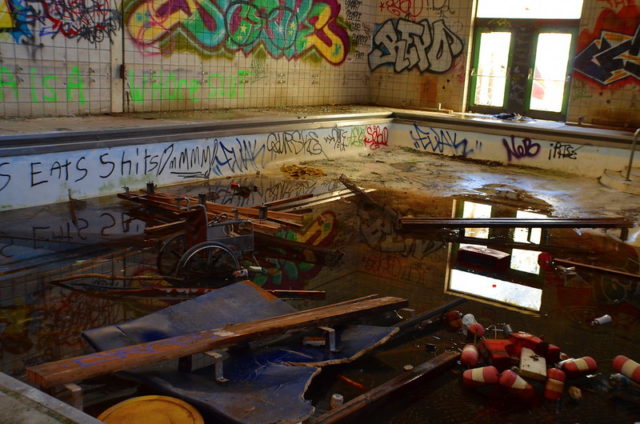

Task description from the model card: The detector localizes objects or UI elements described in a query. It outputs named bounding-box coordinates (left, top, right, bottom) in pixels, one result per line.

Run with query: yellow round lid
left=98, top=395, right=204, bottom=424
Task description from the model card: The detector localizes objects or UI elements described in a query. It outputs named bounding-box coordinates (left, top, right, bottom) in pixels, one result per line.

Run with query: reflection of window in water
left=461, top=202, right=491, bottom=245
left=510, top=210, right=545, bottom=274
left=449, top=268, right=542, bottom=311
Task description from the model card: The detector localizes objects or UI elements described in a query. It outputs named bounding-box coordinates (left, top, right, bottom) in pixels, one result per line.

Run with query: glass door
left=528, top=32, right=574, bottom=114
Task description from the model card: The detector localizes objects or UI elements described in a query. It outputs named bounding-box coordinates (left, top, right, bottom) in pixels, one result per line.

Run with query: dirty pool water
left=0, top=174, right=639, bottom=424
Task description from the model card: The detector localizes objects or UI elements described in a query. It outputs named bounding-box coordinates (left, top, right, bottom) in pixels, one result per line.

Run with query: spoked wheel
left=176, top=242, right=241, bottom=286
left=156, top=234, right=187, bottom=276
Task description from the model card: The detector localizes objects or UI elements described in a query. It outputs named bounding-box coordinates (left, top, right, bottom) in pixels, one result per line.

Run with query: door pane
left=529, top=33, right=572, bottom=113
left=474, top=32, right=511, bottom=107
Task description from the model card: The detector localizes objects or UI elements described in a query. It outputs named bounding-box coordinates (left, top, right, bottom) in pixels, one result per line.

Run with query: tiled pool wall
left=0, top=119, right=632, bottom=210
left=0, top=1, right=637, bottom=129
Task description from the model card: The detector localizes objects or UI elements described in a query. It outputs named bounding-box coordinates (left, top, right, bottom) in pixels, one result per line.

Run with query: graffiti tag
left=502, top=135, right=541, bottom=161
left=368, top=18, right=463, bottom=73
left=410, top=124, right=474, bottom=157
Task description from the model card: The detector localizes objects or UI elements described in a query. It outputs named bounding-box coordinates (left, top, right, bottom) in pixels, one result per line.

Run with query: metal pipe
left=625, top=128, right=640, bottom=181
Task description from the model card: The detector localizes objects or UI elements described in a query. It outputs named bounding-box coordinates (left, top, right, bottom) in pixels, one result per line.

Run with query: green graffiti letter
left=188, top=79, right=201, bottom=102
left=207, top=73, right=220, bottom=98
left=30, top=68, right=39, bottom=103
left=128, top=69, right=145, bottom=102
left=237, top=70, right=250, bottom=98
left=66, top=66, right=86, bottom=104
left=43, top=76, right=58, bottom=102
left=0, top=67, right=18, bottom=101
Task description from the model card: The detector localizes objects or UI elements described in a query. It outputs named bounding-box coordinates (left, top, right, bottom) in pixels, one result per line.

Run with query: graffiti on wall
left=0, top=124, right=387, bottom=209
left=126, top=69, right=250, bottom=103
left=409, top=124, right=477, bottom=157
left=368, top=18, right=463, bottom=72
left=0, top=0, right=120, bottom=46
left=502, top=135, right=541, bottom=162
left=124, top=0, right=350, bottom=64
left=345, top=0, right=369, bottom=60
left=574, top=6, right=639, bottom=86
left=0, top=66, right=86, bottom=103
left=378, top=0, right=454, bottom=20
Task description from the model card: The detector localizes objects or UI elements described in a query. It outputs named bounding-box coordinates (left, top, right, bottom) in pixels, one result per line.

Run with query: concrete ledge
left=0, top=373, right=101, bottom=424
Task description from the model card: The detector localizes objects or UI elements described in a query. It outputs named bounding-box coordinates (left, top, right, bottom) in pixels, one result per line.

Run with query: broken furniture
left=26, top=281, right=407, bottom=424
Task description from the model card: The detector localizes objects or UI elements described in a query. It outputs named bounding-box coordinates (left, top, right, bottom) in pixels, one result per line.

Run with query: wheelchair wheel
left=176, top=242, right=240, bottom=286
left=156, top=234, right=186, bottom=276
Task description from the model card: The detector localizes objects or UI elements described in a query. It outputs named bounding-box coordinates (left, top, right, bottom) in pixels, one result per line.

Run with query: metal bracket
left=258, top=205, right=268, bottom=220
left=319, top=326, right=339, bottom=353
left=63, top=383, right=83, bottom=411
left=205, top=351, right=229, bottom=383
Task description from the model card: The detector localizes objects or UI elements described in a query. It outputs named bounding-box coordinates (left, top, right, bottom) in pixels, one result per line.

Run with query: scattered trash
left=499, top=369, right=535, bottom=399
left=462, top=366, right=499, bottom=388
left=338, top=375, right=367, bottom=391
left=461, top=313, right=478, bottom=336
left=480, top=339, right=512, bottom=371
left=561, top=357, right=598, bottom=379
left=443, top=310, right=463, bottom=331
left=612, top=355, right=640, bottom=383
left=591, top=314, right=613, bottom=326
left=461, top=344, right=479, bottom=367
left=403, top=364, right=414, bottom=371
left=544, top=368, right=566, bottom=401
left=330, top=393, right=344, bottom=409
left=519, top=347, right=547, bottom=381
left=281, top=164, right=326, bottom=178
left=568, top=385, right=582, bottom=400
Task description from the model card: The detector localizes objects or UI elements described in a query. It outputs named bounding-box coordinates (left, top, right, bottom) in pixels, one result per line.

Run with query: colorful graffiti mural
left=124, top=0, right=350, bottom=64
left=1, top=0, right=120, bottom=46
left=368, top=18, right=463, bottom=73
left=254, top=211, right=338, bottom=289
left=574, top=5, right=639, bottom=86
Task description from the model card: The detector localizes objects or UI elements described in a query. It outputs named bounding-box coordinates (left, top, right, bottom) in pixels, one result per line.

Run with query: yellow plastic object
left=98, top=395, right=204, bottom=424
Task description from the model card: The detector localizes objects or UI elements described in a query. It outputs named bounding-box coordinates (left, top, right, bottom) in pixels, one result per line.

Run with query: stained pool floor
left=1, top=150, right=639, bottom=423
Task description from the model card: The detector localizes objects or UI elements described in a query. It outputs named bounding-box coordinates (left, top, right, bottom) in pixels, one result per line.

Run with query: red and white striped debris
left=461, top=344, right=480, bottom=367
left=544, top=368, right=566, bottom=401
left=561, top=356, right=598, bottom=379
left=462, top=366, right=499, bottom=388
left=499, top=370, right=535, bottom=399
left=612, top=355, right=640, bottom=383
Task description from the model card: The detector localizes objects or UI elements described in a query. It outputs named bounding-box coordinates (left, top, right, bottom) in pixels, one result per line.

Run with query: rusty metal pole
left=625, top=128, right=640, bottom=181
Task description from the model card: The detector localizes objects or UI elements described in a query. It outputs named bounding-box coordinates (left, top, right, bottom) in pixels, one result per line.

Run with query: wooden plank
left=554, top=258, right=640, bottom=280
left=400, top=217, right=633, bottom=229
left=26, top=295, right=407, bottom=389
left=310, top=351, right=459, bottom=424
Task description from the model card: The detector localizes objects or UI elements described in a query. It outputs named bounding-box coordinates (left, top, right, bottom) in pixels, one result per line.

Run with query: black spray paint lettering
left=266, top=131, right=324, bottom=158
left=323, top=128, right=348, bottom=152
left=410, top=124, right=475, bottom=157
left=0, top=162, right=10, bottom=192
left=368, top=18, right=463, bottom=73
left=502, top=135, right=541, bottom=161
left=549, top=142, right=581, bottom=160
left=210, top=138, right=266, bottom=177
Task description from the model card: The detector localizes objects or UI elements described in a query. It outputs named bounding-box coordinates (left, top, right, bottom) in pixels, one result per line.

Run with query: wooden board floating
left=27, top=295, right=408, bottom=389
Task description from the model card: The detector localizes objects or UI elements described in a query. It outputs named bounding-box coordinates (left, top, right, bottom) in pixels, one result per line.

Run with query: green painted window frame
left=524, top=26, right=579, bottom=120
left=467, top=19, right=580, bottom=121
left=467, top=25, right=514, bottom=113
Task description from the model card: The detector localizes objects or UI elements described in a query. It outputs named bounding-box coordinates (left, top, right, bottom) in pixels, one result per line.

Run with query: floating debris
left=281, top=164, right=326, bottom=178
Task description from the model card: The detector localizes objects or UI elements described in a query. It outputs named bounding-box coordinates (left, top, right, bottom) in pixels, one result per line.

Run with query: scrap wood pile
left=118, top=186, right=305, bottom=236
left=445, top=310, right=640, bottom=404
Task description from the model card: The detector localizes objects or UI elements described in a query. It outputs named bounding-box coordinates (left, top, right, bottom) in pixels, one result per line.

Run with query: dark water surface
left=0, top=175, right=638, bottom=423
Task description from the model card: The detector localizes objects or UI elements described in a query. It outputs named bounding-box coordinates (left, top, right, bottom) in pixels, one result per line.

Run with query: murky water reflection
left=1, top=175, right=638, bottom=423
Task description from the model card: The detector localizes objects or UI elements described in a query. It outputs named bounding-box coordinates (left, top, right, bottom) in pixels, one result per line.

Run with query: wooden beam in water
left=26, top=295, right=407, bottom=389
left=310, top=351, right=459, bottom=424
left=399, top=217, right=633, bottom=230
